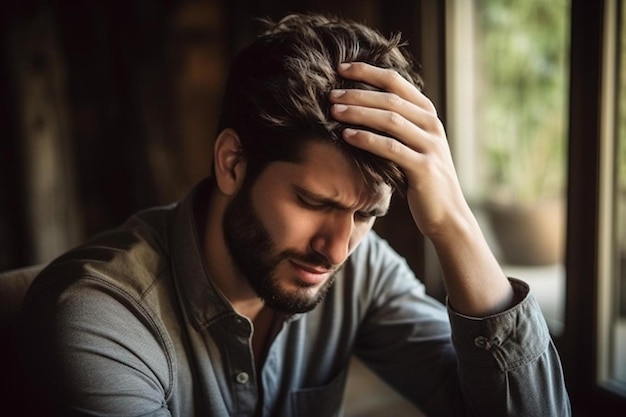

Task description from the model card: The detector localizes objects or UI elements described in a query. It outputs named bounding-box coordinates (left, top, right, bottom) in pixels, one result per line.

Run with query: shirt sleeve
left=352, top=232, right=571, bottom=417
left=19, top=273, right=174, bottom=417
left=448, top=278, right=571, bottom=416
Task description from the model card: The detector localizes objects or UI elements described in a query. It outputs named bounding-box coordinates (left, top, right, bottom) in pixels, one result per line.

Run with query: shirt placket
left=224, top=314, right=258, bottom=416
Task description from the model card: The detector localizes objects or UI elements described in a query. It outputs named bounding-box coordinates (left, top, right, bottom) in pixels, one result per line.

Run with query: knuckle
left=385, top=138, right=403, bottom=155
left=384, top=93, right=403, bottom=109
left=384, top=69, right=402, bottom=84
left=388, top=112, right=405, bottom=128
left=423, top=97, right=437, bottom=114
left=423, top=112, right=443, bottom=131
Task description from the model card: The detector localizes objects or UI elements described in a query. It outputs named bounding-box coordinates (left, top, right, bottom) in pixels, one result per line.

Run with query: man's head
left=211, top=13, right=420, bottom=314
left=215, top=12, right=422, bottom=190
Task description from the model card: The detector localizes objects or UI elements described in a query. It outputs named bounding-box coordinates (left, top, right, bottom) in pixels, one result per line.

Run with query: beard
left=222, top=183, right=339, bottom=314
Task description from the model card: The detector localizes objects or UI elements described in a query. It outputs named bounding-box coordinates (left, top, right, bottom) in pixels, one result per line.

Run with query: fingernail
left=339, top=63, right=352, bottom=71
left=343, top=128, right=357, bottom=137
left=333, top=104, right=348, bottom=112
left=330, top=89, right=346, bottom=98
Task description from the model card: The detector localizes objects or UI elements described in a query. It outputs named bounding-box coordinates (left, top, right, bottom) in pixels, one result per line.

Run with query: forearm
left=429, top=207, right=515, bottom=317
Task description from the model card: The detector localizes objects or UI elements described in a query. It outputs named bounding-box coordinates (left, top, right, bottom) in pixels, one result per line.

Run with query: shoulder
left=19, top=205, right=179, bottom=404
left=21, top=204, right=180, bottom=354
left=30, top=204, right=176, bottom=300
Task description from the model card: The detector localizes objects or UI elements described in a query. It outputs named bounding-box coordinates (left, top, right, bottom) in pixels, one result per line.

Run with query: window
left=446, top=0, right=570, bottom=336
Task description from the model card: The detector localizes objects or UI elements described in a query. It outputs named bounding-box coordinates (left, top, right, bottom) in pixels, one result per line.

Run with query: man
left=19, top=13, right=570, bottom=416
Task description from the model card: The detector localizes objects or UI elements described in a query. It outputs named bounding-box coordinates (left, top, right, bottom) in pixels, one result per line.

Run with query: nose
left=310, top=212, right=354, bottom=267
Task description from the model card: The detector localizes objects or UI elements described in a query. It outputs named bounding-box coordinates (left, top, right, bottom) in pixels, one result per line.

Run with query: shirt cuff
left=446, top=278, right=551, bottom=371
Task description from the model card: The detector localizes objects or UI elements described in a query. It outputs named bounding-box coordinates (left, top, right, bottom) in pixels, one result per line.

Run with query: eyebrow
left=293, top=185, right=389, bottom=217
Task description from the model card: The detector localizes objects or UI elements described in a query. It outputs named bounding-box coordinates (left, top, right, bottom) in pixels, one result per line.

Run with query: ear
left=213, top=128, right=247, bottom=195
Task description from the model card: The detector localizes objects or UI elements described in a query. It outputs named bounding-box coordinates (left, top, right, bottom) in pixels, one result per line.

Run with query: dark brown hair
left=216, top=13, right=423, bottom=192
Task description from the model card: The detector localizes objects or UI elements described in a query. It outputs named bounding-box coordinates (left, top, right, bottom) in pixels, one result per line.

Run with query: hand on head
left=329, top=62, right=471, bottom=241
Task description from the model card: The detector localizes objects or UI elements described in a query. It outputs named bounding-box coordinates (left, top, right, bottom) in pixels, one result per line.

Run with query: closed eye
left=355, top=211, right=375, bottom=222
left=296, top=187, right=387, bottom=222
left=298, top=196, right=331, bottom=211
left=300, top=196, right=374, bottom=223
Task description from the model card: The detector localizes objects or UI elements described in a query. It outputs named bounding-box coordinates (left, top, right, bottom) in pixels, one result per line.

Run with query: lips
left=288, top=260, right=331, bottom=286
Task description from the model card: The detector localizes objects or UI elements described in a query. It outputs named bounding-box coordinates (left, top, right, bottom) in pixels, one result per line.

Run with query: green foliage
left=477, top=0, right=570, bottom=203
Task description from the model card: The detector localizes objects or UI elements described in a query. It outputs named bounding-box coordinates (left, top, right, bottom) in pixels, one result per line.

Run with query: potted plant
left=482, top=109, right=566, bottom=266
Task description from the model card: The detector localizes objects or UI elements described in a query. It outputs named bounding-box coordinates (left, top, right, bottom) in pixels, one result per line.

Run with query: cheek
left=255, top=197, right=318, bottom=249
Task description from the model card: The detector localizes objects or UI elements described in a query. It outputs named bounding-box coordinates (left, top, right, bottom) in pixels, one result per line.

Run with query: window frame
left=564, top=0, right=626, bottom=412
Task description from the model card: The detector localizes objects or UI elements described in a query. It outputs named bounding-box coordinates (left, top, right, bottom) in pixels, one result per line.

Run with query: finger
left=329, top=89, right=435, bottom=132
left=341, top=127, right=425, bottom=171
left=338, top=62, right=436, bottom=115
left=330, top=103, right=441, bottom=153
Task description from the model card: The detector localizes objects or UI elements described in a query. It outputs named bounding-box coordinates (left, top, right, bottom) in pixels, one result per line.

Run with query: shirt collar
left=169, top=178, right=237, bottom=330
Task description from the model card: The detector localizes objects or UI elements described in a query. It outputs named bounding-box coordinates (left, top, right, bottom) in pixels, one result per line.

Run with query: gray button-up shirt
left=21, top=180, right=570, bottom=416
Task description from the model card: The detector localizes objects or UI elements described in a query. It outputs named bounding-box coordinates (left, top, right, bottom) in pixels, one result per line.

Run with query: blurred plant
left=477, top=0, right=569, bottom=204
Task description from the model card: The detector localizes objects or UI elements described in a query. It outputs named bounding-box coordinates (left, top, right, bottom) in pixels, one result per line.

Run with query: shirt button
left=236, top=372, right=249, bottom=384
left=474, top=336, right=489, bottom=349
